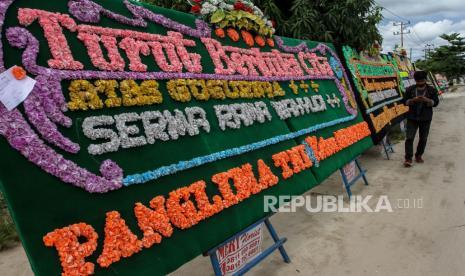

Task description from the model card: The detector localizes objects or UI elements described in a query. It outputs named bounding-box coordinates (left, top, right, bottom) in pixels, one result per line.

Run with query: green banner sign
left=390, top=52, right=416, bottom=90
left=0, top=1, right=372, bottom=275
left=342, top=46, right=408, bottom=143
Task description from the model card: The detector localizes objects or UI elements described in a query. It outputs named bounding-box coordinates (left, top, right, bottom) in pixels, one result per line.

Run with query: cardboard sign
left=342, top=160, right=357, bottom=183
left=216, top=224, right=263, bottom=275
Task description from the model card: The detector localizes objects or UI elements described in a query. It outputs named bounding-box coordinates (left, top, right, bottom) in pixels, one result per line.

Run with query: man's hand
left=406, top=97, right=432, bottom=106
left=406, top=97, right=421, bottom=105
left=419, top=96, right=434, bottom=106
left=416, top=96, right=428, bottom=102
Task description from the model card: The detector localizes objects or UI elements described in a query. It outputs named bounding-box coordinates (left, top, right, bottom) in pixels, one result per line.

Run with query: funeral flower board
left=342, top=46, right=408, bottom=144
left=0, top=0, right=372, bottom=275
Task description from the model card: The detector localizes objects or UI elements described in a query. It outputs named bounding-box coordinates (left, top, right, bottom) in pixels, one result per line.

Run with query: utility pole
left=393, top=21, right=411, bottom=48
left=424, top=44, right=434, bottom=59
left=409, top=48, right=412, bottom=60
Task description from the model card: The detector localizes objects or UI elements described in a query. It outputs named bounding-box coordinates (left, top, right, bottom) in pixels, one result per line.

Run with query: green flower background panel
left=0, top=0, right=373, bottom=275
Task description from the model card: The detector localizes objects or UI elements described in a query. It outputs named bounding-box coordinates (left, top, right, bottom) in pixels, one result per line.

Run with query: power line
left=375, top=1, right=433, bottom=46
left=411, top=29, right=433, bottom=44
left=374, top=0, right=433, bottom=61
left=412, top=30, right=425, bottom=43
left=374, top=1, right=413, bottom=48
left=407, top=33, right=425, bottom=47
left=381, top=15, right=403, bottom=23
left=377, top=24, right=393, bottom=31
left=374, top=1, right=410, bottom=21
left=393, top=21, right=411, bottom=47
left=401, top=34, right=426, bottom=61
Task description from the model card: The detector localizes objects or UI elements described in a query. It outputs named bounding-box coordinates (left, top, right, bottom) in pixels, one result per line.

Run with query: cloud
left=377, top=0, right=465, bottom=20
left=378, top=20, right=465, bottom=61
left=412, top=20, right=465, bottom=41
left=375, top=0, right=465, bottom=60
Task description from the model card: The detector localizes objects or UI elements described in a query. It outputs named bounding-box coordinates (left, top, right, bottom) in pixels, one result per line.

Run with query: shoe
left=415, top=156, right=424, bottom=163
left=404, top=159, right=413, bottom=167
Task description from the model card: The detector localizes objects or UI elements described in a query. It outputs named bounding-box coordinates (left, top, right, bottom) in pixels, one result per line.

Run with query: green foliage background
left=415, top=33, right=465, bottom=82
left=140, top=0, right=384, bottom=50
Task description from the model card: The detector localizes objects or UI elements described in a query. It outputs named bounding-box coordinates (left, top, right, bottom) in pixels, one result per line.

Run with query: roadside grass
left=0, top=192, right=19, bottom=250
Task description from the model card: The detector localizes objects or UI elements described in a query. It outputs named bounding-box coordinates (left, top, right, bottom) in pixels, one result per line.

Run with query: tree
left=138, top=0, right=383, bottom=49
left=138, top=0, right=191, bottom=12
left=275, top=0, right=383, bottom=49
left=416, top=33, right=465, bottom=82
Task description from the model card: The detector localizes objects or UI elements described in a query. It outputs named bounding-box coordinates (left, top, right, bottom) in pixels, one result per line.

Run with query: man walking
left=403, top=71, right=439, bottom=167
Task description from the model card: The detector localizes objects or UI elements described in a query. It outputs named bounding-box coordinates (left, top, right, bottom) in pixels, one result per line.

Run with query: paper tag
left=342, top=161, right=357, bottom=183
left=0, top=66, right=36, bottom=111
left=216, top=223, right=263, bottom=275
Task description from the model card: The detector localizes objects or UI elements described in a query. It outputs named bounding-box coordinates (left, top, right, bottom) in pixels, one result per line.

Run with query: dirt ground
left=1, top=87, right=465, bottom=276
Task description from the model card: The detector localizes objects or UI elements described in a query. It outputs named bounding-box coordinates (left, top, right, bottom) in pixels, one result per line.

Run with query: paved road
left=2, top=87, right=465, bottom=276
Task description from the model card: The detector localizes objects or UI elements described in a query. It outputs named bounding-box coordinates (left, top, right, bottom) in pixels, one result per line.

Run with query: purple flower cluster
left=0, top=0, right=14, bottom=71
left=23, top=87, right=79, bottom=153
left=68, top=0, right=211, bottom=38
left=34, top=75, right=72, bottom=126
left=274, top=36, right=310, bottom=53
left=3, top=26, right=123, bottom=193
left=0, top=104, right=122, bottom=193
left=100, top=159, right=124, bottom=187
left=68, top=0, right=146, bottom=26
left=7, top=27, right=79, bottom=152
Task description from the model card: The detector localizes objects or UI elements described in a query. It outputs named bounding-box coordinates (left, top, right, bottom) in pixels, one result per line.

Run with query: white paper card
left=0, top=67, right=36, bottom=111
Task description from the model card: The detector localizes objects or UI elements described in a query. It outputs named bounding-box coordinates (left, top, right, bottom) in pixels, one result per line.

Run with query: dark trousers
left=404, top=119, right=431, bottom=160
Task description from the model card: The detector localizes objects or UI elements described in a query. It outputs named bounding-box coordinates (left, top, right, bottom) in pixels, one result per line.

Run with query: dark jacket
left=402, top=85, right=439, bottom=121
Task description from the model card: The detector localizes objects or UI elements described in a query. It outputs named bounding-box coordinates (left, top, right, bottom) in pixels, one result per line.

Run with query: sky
left=376, top=0, right=465, bottom=61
